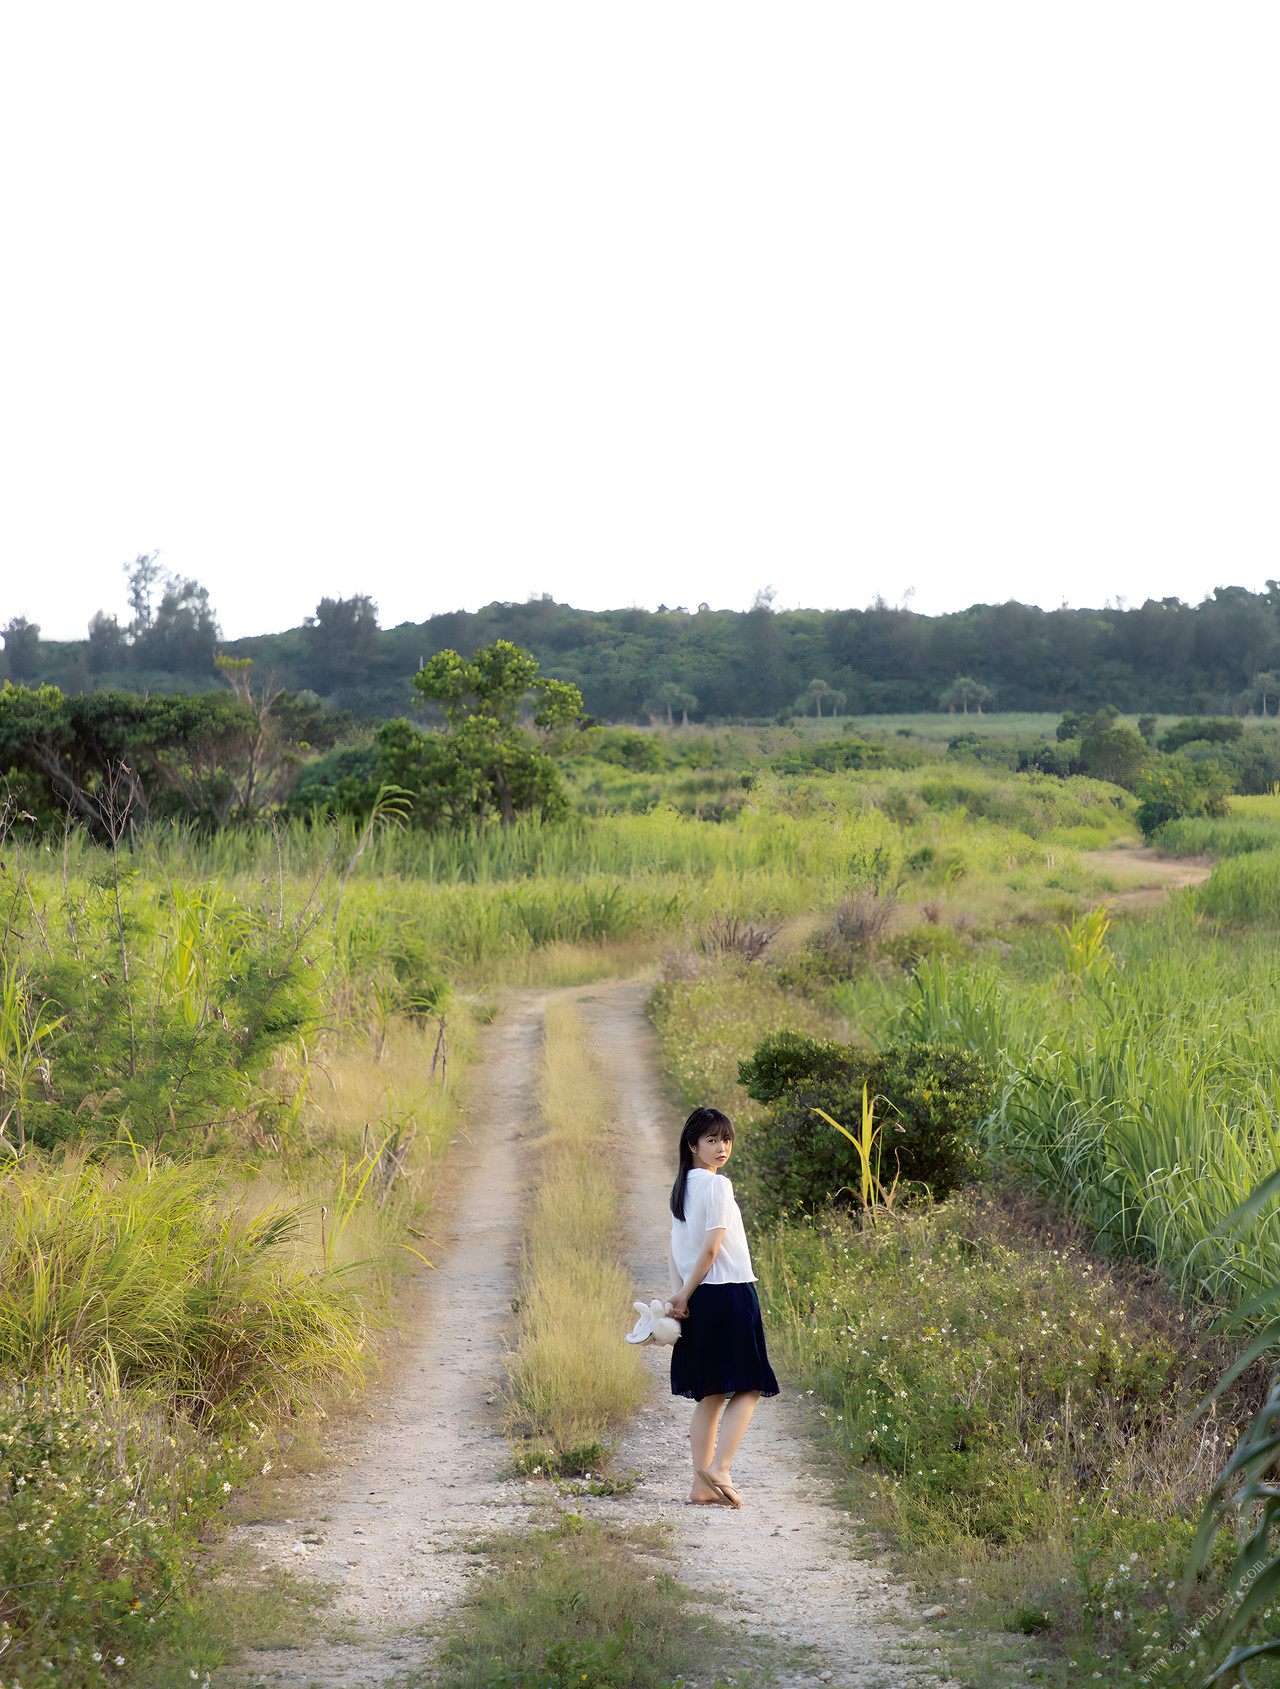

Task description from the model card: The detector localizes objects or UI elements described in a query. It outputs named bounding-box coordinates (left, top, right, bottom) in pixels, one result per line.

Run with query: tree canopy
left=0, top=680, right=339, bottom=835
left=292, top=641, right=587, bottom=828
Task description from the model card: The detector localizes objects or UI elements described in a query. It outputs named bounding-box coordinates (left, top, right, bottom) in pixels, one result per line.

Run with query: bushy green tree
left=302, top=594, right=380, bottom=692
left=1056, top=705, right=1117, bottom=743
left=141, top=576, right=220, bottom=672
left=337, top=640, right=587, bottom=828
left=1134, top=758, right=1232, bottom=838
left=735, top=1031, right=995, bottom=1217
left=2, top=617, right=41, bottom=681
left=939, top=675, right=993, bottom=714
left=1158, top=716, right=1244, bottom=754
left=1077, top=722, right=1148, bottom=788
left=0, top=682, right=334, bottom=835
left=1182, top=726, right=1280, bottom=795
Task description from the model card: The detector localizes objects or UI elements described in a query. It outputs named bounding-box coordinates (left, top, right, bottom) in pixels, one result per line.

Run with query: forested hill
left=6, top=582, right=1280, bottom=720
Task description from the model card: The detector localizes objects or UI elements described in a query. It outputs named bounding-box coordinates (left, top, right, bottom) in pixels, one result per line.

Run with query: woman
left=668, top=1105, right=779, bottom=1508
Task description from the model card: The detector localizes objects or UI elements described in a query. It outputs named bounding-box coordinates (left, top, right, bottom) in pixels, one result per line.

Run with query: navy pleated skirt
left=670, top=1281, right=780, bottom=1402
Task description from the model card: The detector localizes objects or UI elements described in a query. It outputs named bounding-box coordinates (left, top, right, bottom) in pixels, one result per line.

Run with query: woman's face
left=693, top=1131, right=731, bottom=1171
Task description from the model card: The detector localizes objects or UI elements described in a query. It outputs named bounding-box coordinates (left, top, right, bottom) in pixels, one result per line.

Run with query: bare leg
left=688, top=1394, right=726, bottom=1499
left=703, top=1390, right=761, bottom=1498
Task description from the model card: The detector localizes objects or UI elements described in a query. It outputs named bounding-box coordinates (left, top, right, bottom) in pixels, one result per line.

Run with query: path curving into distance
left=221, top=981, right=961, bottom=1689
left=1086, top=841, right=1213, bottom=910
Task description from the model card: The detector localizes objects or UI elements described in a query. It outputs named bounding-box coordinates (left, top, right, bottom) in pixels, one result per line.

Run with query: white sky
left=2, top=4, right=1278, bottom=642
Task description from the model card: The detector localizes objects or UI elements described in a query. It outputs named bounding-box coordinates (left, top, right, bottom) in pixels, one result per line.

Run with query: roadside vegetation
left=647, top=842, right=1280, bottom=1680
left=418, top=1514, right=753, bottom=1689
left=10, top=634, right=1280, bottom=1682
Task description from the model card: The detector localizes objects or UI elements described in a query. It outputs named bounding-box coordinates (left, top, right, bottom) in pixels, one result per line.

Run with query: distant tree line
left=9, top=567, right=1280, bottom=719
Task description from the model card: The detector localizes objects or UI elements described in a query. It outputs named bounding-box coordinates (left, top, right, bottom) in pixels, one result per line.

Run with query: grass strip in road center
left=505, top=1000, right=646, bottom=1457
left=421, top=1516, right=750, bottom=1689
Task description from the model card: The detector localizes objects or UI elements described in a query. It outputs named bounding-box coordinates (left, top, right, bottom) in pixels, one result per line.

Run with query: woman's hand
left=668, top=1230, right=724, bottom=1322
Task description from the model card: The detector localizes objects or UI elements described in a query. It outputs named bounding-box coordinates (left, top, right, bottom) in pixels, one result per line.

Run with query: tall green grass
left=1156, top=816, right=1280, bottom=857
left=0, top=1155, right=372, bottom=1420
left=899, top=923, right=1280, bottom=1305
left=1197, top=849, right=1280, bottom=922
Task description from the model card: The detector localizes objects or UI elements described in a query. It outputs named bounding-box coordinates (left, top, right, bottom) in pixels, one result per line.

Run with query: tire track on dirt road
left=220, top=981, right=970, bottom=1689
left=575, top=981, right=935, bottom=1689
left=220, top=994, right=547, bottom=1688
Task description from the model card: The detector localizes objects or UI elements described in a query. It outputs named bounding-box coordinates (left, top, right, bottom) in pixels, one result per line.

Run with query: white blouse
left=671, top=1168, right=757, bottom=1285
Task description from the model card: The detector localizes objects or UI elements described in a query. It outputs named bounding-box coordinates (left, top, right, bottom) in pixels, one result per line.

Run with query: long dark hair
left=670, top=1107, right=735, bottom=1222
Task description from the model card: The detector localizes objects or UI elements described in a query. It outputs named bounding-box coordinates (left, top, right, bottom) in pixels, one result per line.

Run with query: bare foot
left=688, top=1477, right=722, bottom=1503
left=697, top=1467, right=743, bottom=1508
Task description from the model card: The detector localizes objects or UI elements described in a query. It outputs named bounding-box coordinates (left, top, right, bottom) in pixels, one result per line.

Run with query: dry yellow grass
left=506, top=999, right=646, bottom=1448
left=232, top=1010, right=480, bottom=1372
left=509, top=935, right=664, bottom=987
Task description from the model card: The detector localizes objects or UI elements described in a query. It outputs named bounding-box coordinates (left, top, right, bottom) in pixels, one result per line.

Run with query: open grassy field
left=8, top=731, right=1280, bottom=1683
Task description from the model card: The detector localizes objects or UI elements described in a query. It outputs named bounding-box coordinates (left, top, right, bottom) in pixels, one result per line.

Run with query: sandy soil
left=1085, top=842, right=1213, bottom=909
left=218, top=983, right=987, bottom=1688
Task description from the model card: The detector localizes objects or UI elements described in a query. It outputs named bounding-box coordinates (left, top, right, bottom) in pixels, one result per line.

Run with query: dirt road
left=1086, top=841, right=1213, bottom=910
left=222, top=983, right=947, bottom=1688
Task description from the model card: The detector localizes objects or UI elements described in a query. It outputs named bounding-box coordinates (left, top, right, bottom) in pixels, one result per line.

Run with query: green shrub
left=736, top=1032, right=995, bottom=1214
left=579, top=728, right=666, bottom=772
left=880, top=925, right=971, bottom=972
left=1134, top=758, right=1232, bottom=838
left=1157, top=716, right=1244, bottom=754
left=1077, top=724, right=1148, bottom=788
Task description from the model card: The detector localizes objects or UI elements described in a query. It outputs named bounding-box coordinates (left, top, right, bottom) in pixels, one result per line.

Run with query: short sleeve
left=701, top=1175, right=735, bottom=1232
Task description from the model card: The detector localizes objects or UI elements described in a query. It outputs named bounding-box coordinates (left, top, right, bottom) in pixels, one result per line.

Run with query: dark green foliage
left=295, top=642, right=589, bottom=829
left=23, top=575, right=1280, bottom=718
left=736, top=1032, right=996, bottom=1215
left=3, top=615, right=41, bottom=680
left=1057, top=705, right=1118, bottom=742
left=1077, top=723, right=1148, bottom=789
left=1158, top=716, right=1245, bottom=754
left=1179, top=725, right=1280, bottom=795
left=139, top=575, right=219, bottom=673
left=288, top=741, right=381, bottom=817
left=0, top=682, right=339, bottom=836
left=578, top=728, right=666, bottom=772
left=301, top=594, right=380, bottom=692
left=738, top=1030, right=852, bottom=1103
left=1015, top=740, right=1076, bottom=777
left=376, top=641, right=588, bottom=828
left=768, top=737, right=892, bottom=774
